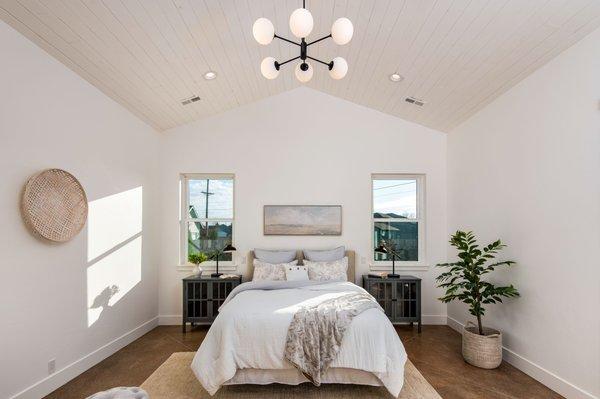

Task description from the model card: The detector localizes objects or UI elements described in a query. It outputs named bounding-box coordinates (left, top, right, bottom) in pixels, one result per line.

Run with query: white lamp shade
left=329, top=57, right=348, bottom=80
left=331, top=18, right=353, bottom=45
left=253, top=18, right=274, bottom=45
left=289, top=8, right=313, bottom=38
left=295, top=62, right=313, bottom=83
left=260, top=57, right=279, bottom=79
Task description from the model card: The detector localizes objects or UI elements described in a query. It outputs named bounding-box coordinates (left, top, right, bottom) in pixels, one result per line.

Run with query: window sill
left=176, top=263, right=238, bottom=273
left=369, top=262, right=429, bottom=272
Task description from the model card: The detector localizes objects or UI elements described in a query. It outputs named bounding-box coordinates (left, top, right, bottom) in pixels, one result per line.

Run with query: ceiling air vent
left=405, top=96, right=425, bottom=107
left=181, top=95, right=200, bottom=105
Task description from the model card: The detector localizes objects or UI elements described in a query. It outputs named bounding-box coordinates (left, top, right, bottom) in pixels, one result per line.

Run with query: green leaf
left=436, top=230, right=520, bottom=325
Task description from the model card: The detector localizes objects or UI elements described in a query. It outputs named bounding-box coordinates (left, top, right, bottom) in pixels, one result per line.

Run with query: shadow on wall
left=86, top=186, right=143, bottom=327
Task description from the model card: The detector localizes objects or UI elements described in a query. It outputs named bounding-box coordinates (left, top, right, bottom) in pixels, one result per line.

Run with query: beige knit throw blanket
left=284, top=292, right=381, bottom=385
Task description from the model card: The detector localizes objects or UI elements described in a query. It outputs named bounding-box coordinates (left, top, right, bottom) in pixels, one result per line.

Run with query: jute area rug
left=140, top=352, right=441, bottom=398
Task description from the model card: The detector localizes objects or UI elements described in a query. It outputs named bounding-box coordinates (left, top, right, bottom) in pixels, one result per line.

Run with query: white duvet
left=191, top=281, right=407, bottom=396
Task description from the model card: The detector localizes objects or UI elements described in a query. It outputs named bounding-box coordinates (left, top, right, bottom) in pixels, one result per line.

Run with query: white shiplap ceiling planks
left=1, top=0, right=599, bottom=132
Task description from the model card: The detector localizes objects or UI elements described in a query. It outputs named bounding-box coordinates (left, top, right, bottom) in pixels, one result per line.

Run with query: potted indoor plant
left=188, top=252, right=208, bottom=275
left=436, top=231, right=520, bottom=369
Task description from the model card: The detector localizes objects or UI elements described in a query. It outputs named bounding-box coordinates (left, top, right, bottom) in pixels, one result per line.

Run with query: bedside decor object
left=182, top=274, right=242, bottom=332
left=209, top=243, right=236, bottom=277
left=363, top=274, right=421, bottom=332
left=264, top=205, right=342, bottom=235
left=21, top=168, right=87, bottom=242
left=367, top=271, right=387, bottom=279
left=188, top=253, right=208, bottom=275
left=374, top=241, right=400, bottom=278
left=436, top=230, right=519, bottom=369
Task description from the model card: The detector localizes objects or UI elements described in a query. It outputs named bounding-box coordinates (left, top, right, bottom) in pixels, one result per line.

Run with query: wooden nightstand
left=363, top=275, right=422, bottom=332
left=182, top=274, right=242, bottom=332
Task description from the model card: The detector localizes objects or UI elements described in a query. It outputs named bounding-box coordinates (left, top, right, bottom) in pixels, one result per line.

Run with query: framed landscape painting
left=263, top=205, right=342, bottom=236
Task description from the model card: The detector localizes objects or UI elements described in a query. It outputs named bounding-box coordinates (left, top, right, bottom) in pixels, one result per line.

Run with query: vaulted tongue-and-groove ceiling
left=1, top=0, right=599, bottom=132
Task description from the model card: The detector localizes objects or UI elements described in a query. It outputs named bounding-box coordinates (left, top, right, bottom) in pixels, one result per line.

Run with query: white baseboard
left=10, top=317, right=158, bottom=399
left=446, top=316, right=597, bottom=399
left=158, top=314, right=182, bottom=325
left=422, top=315, right=447, bottom=325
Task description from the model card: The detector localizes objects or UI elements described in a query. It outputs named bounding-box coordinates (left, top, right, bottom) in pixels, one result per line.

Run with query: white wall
left=0, top=21, right=160, bottom=399
left=158, top=87, right=448, bottom=324
left=447, top=28, right=600, bottom=399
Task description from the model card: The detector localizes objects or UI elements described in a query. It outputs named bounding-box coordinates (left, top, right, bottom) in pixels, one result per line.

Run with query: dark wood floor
left=44, top=325, right=561, bottom=399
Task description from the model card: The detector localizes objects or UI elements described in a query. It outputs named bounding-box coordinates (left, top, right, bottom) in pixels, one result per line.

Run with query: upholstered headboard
left=247, top=250, right=356, bottom=283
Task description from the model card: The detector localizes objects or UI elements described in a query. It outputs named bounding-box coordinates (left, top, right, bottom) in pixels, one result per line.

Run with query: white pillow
left=284, top=265, right=309, bottom=281
left=252, top=259, right=297, bottom=281
left=304, top=257, right=348, bottom=281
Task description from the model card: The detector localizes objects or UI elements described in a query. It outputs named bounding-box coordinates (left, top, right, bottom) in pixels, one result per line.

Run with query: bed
left=191, top=250, right=407, bottom=397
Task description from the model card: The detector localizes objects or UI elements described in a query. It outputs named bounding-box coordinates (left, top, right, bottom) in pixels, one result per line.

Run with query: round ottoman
left=86, top=387, right=148, bottom=399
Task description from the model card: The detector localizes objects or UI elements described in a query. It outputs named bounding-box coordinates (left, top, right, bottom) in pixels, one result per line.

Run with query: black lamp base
left=387, top=273, right=400, bottom=278
left=211, top=272, right=223, bottom=278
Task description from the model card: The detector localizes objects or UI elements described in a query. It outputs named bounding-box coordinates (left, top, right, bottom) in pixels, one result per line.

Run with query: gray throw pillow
left=254, top=249, right=297, bottom=263
left=303, top=246, right=345, bottom=262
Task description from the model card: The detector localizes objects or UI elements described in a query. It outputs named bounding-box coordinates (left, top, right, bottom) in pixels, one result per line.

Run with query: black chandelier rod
left=306, top=56, right=332, bottom=69
left=273, top=33, right=332, bottom=48
left=274, top=34, right=300, bottom=46
left=277, top=56, right=301, bottom=68
left=307, top=34, right=332, bottom=46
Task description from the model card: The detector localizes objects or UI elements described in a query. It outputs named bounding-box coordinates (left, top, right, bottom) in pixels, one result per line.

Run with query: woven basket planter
left=462, top=321, right=502, bottom=369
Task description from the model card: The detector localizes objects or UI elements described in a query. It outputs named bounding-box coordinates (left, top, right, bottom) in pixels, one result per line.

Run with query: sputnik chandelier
left=252, top=0, right=353, bottom=82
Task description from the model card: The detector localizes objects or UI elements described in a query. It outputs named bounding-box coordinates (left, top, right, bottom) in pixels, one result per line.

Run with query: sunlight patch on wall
left=87, top=186, right=143, bottom=261
left=86, top=186, right=144, bottom=327
left=87, top=236, right=142, bottom=326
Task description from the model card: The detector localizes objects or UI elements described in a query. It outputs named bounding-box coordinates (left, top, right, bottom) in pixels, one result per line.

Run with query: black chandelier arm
left=307, top=34, right=332, bottom=46
left=277, top=56, right=301, bottom=67
left=306, top=56, right=333, bottom=69
left=274, top=34, right=300, bottom=46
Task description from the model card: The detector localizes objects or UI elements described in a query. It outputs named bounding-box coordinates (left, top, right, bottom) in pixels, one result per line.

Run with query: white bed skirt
left=224, top=367, right=383, bottom=387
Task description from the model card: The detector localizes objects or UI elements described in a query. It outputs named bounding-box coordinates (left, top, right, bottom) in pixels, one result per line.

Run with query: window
left=372, top=174, right=424, bottom=265
left=180, top=174, right=234, bottom=265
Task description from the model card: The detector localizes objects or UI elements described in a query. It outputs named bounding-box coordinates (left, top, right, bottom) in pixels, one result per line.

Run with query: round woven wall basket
left=21, top=169, right=88, bottom=242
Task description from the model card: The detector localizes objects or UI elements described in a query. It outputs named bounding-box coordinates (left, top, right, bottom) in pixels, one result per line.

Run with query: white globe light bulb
left=329, top=57, right=348, bottom=80
left=253, top=18, right=274, bottom=45
left=331, top=18, right=353, bottom=45
left=295, top=62, right=313, bottom=83
left=289, top=8, right=313, bottom=38
left=260, top=57, right=279, bottom=79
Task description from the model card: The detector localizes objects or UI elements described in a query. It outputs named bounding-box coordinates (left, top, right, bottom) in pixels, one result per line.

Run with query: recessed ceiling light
left=204, top=71, right=217, bottom=80
left=389, top=73, right=403, bottom=82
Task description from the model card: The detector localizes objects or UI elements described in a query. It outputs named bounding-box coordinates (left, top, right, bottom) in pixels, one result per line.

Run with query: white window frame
left=370, top=174, right=426, bottom=270
left=179, top=173, right=235, bottom=269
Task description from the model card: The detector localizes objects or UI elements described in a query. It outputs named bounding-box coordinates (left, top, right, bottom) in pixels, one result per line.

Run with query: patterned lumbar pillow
left=285, top=265, right=309, bottom=281
left=252, top=259, right=298, bottom=281
left=304, top=257, right=348, bottom=281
